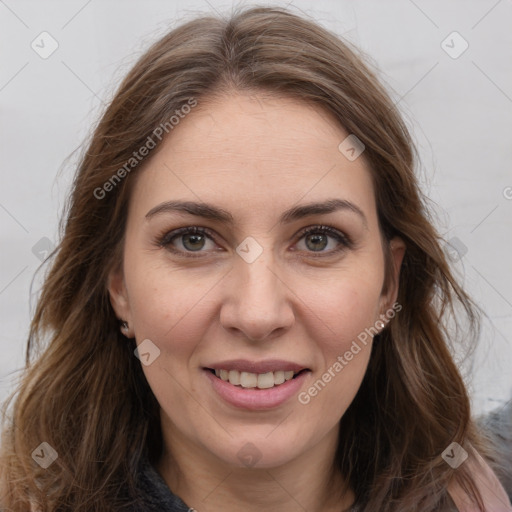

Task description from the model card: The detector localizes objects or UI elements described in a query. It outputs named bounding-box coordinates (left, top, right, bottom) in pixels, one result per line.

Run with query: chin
left=211, top=435, right=305, bottom=470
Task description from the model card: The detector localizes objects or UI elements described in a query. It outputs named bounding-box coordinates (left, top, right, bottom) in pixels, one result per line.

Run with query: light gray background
left=1, top=0, right=511, bottom=417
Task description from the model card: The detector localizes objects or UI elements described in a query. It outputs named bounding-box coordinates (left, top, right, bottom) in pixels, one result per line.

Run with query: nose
left=219, top=251, right=295, bottom=342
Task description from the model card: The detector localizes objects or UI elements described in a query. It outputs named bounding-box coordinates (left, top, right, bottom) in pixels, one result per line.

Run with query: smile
left=208, top=368, right=308, bottom=389
left=203, top=362, right=311, bottom=410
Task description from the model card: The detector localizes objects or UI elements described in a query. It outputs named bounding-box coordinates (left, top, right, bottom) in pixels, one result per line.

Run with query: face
left=109, top=92, right=404, bottom=471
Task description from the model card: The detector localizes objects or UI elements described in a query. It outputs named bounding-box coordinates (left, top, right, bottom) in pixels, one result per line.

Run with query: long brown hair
left=0, top=6, right=491, bottom=511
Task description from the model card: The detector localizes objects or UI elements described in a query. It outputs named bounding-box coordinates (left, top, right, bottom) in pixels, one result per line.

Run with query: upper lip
left=204, top=359, right=310, bottom=374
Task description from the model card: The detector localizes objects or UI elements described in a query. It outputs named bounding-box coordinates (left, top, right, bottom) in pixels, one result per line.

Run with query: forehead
left=130, top=92, right=377, bottom=225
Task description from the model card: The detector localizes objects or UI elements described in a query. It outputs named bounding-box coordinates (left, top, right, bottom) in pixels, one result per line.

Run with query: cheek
left=124, top=253, right=220, bottom=362
left=293, top=271, right=383, bottom=414
left=301, top=270, right=384, bottom=351
left=124, top=264, right=219, bottom=419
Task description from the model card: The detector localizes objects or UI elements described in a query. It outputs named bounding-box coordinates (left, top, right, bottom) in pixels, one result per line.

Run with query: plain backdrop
left=1, top=0, right=511, bottom=418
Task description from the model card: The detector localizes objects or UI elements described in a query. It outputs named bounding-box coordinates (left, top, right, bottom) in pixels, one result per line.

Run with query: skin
left=108, top=91, right=405, bottom=512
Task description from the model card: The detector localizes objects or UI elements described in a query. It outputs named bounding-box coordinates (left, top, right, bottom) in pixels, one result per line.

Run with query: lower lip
left=204, top=369, right=310, bottom=410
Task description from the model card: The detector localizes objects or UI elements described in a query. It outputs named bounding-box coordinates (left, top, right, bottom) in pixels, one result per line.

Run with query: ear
left=379, top=236, right=406, bottom=313
left=107, top=266, right=133, bottom=330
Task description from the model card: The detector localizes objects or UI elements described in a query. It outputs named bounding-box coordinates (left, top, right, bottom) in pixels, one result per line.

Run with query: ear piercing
left=120, top=320, right=129, bottom=333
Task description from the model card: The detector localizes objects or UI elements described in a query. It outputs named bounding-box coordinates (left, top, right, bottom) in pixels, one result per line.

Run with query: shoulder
left=481, top=400, right=512, bottom=499
left=132, top=455, right=192, bottom=512
left=447, top=449, right=512, bottom=512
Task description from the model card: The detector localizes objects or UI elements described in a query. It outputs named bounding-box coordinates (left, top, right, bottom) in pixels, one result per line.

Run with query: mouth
left=205, top=368, right=310, bottom=390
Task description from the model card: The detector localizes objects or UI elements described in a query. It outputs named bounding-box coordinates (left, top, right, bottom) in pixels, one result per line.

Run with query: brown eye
left=304, top=233, right=328, bottom=251
left=159, top=226, right=219, bottom=256
left=181, top=233, right=206, bottom=251
left=295, top=225, right=352, bottom=255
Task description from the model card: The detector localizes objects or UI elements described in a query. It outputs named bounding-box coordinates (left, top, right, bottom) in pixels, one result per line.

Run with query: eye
left=157, top=224, right=352, bottom=258
left=158, top=226, right=220, bottom=256
left=294, top=225, right=352, bottom=255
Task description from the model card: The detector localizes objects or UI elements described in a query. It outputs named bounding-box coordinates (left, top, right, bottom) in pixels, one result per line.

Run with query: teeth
left=257, top=372, right=274, bottom=389
left=274, top=371, right=285, bottom=385
left=213, top=368, right=300, bottom=389
left=228, top=370, right=240, bottom=385
left=240, top=372, right=258, bottom=388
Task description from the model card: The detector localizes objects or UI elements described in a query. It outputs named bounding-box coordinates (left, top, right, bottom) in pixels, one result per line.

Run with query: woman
left=1, top=6, right=510, bottom=512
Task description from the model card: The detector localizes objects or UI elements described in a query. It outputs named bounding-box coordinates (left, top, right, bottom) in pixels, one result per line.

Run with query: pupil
left=306, top=233, right=327, bottom=251
left=183, top=234, right=205, bottom=251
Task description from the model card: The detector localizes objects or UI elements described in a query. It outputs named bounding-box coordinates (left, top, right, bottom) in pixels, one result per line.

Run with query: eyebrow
left=145, top=198, right=368, bottom=229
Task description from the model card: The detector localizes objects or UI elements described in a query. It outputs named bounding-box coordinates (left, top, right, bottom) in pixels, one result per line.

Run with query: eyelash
left=157, top=225, right=353, bottom=259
